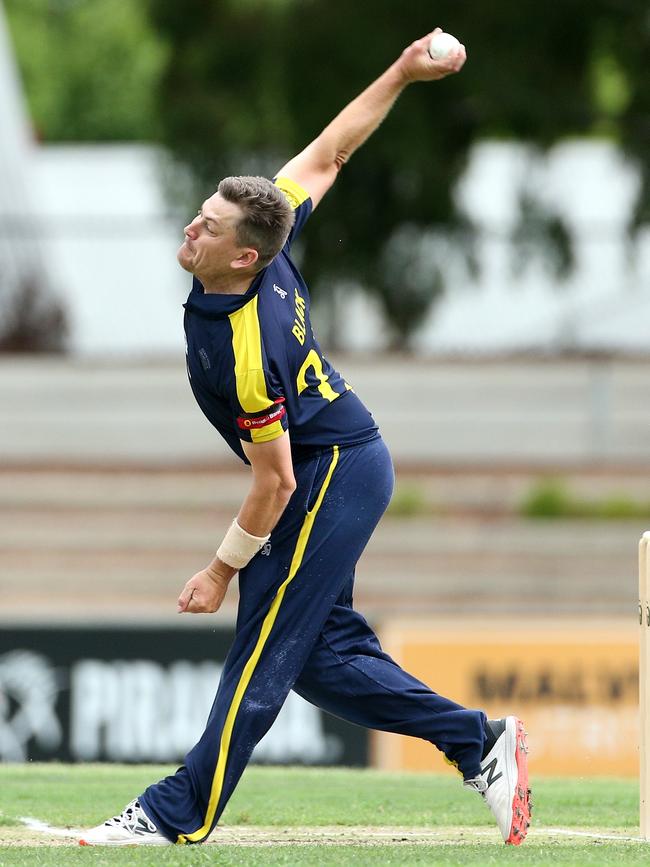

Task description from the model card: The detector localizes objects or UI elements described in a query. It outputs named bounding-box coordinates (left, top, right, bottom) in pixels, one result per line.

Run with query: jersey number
left=296, top=350, right=338, bottom=402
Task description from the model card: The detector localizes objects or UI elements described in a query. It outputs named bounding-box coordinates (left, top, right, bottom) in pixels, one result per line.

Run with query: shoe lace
left=104, top=800, right=157, bottom=835
left=463, top=777, right=488, bottom=795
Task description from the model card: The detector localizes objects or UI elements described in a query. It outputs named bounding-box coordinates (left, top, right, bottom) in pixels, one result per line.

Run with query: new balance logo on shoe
left=480, top=756, right=503, bottom=789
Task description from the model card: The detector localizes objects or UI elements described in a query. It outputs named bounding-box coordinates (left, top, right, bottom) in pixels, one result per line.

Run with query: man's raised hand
left=398, top=28, right=466, bottom=84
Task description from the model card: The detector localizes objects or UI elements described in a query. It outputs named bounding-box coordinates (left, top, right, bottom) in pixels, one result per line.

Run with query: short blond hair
left=218, top=176, right=295, bottom=269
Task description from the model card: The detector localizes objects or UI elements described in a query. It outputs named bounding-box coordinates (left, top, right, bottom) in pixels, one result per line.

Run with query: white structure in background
left=0, top=0, right=44, bottom=295
left=422, top=140, right=650, bottom=354
left=30, top=139, right=650, bottom=356
left=337, top=140, right=650, bottom=354
left=0, top=0, right=187, bottom=355
left=32, top=145, right=188, bottom=355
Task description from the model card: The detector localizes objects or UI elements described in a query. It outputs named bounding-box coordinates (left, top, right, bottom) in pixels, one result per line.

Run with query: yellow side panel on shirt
left=229, top=295, right=284, bottom=444
left=274, top=176, right=310, bottom=210
left=177, top=445, right=340, bottom=845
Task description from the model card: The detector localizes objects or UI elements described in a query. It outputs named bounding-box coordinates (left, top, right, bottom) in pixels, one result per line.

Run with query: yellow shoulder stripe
left=229, top=296, right=270, bottom=414
left=274, top=176, right=310, bottom=210
left=177, top=445, right=340, bottom=845
left=228, top=296, right=285, bottom=444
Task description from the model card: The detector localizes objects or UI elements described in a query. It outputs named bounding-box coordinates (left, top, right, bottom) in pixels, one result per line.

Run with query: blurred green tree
left=5, top=0, right=168, bottom=141
left=146, top=0, right=648, bottom=347
left=7, top=0, right=648, bottom=347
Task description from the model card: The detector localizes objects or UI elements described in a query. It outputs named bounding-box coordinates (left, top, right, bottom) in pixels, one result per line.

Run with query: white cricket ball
left=428, top=31, right=460, bottom=61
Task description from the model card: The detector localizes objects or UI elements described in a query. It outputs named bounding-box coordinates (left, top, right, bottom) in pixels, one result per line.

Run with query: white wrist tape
left=216, top=519, right=270, bottom=570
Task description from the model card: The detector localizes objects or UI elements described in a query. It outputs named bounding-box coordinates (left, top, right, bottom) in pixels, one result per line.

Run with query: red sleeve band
left=237, top=400, right=286, bottom=431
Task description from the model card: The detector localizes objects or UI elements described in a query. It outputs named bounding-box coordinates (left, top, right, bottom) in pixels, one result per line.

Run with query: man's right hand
left=398, top=28, right=466, bottom=84
left=275, top=28, right=467, bottom=215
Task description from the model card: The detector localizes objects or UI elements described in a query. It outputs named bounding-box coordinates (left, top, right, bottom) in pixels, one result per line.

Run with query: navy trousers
left=140, top=436, right=486, bottom=843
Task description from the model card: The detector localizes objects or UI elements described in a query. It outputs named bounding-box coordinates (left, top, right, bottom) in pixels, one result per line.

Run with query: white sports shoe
left=79, top=798, right=171, bottom=846
left=464, top=716, right=531, bottom=845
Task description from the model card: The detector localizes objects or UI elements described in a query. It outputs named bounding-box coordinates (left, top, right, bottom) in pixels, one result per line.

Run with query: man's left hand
left=177, top=564, right=232, bottom=614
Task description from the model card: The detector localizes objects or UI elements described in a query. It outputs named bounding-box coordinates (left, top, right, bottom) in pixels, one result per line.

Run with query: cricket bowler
left=80, top=28, right=531, bottom=847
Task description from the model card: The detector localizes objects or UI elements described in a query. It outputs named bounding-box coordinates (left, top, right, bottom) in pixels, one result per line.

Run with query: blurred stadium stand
left=2, top=356, right=649, bottom=466
left=1, top=356, right=648, bottom=624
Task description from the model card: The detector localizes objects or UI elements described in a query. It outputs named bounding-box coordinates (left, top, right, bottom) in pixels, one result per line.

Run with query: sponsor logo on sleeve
left=237, top=399, right=286, bottom=431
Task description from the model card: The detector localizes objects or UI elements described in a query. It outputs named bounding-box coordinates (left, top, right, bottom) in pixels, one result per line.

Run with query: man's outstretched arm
left=177, top=433, right=296, bottom=614
left=276, top=28, right=466, bottom=208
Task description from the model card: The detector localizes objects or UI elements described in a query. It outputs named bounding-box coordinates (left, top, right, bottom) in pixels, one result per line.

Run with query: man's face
left=177, top=192, right=254, bottom=280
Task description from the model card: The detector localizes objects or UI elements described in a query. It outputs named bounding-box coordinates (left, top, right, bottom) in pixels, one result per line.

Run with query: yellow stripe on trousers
left=177, top=445, right=340, bottom=844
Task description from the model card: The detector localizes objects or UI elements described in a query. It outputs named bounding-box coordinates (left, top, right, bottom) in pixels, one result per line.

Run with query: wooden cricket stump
left=640, top=532, right=650, bottom=839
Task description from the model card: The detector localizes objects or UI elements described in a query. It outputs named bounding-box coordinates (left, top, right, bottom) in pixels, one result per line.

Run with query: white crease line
left=16, top=817, right=648, bottom=845
left=19, top=817, right=82, bottom=838
left=540, top=827, right=644, bottom=842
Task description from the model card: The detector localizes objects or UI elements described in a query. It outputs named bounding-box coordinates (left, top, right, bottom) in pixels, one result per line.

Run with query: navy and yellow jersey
left=183, top=176, right=378, bottom=464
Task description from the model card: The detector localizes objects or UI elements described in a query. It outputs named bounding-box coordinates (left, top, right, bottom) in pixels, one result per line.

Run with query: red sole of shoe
left=506, top=718, right=531, bottom=845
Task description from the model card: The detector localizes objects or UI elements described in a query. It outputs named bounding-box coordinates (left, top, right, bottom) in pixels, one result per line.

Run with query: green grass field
left=0, top=764, right=646, bottom=865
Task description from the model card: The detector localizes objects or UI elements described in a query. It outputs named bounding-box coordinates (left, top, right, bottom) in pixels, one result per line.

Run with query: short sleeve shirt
left=183, top=177, right=378, bottom=464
